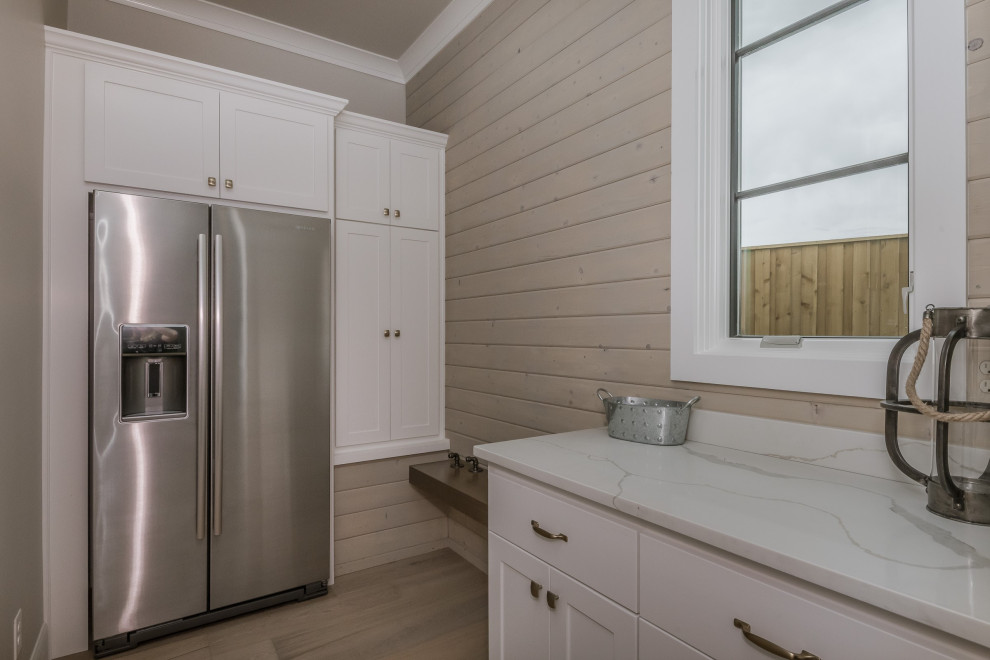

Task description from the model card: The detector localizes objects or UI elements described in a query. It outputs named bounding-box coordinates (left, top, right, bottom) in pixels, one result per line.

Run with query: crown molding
left=399, top=0, right=495, bottom=82
left=107, top=0, right=406, bottom=83
left=337, top=110, right=448, bottom=148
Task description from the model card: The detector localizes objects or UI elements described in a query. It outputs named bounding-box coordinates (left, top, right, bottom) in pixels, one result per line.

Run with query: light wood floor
left=61, top=549, right=488, bottom=660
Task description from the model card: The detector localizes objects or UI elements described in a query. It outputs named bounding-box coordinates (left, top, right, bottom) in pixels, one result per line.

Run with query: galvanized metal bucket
left=597, top=389, right=700, bottom=446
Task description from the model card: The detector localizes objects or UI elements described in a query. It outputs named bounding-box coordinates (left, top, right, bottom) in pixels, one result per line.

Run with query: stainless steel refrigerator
left=89, top=190, right=331, bottom=656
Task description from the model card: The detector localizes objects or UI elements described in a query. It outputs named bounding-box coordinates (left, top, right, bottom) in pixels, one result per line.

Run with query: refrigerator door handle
left=212, top=234, right=224, bottom=537
left=196, top=234, right=208, bottom=540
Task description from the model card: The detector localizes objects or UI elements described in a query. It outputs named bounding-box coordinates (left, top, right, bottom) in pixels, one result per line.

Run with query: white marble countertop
left=475, top=426, right=990, bottom=650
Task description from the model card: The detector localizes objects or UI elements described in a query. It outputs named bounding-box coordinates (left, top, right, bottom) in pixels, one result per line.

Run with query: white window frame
left=670, top=0, right=966, bottom=399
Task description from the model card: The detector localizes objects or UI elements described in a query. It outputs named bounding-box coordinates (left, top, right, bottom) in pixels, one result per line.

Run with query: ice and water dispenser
left=120, top=324, right=188, bottom=419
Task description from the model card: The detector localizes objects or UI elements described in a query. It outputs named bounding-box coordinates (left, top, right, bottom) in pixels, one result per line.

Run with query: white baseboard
left=29, top=622, right=48, bottom=660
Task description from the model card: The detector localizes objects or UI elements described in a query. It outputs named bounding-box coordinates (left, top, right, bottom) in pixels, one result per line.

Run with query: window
left=670, top=0, right=965, bottom=398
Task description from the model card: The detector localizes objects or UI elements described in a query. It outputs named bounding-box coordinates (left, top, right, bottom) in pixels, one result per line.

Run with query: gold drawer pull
left=546, top=591, right=559, bottom=610
left=531, top=520, right=567, bottom=542
left=530, top=580, right=542, bottom=599
left=733, top=619, right=819, bottom=660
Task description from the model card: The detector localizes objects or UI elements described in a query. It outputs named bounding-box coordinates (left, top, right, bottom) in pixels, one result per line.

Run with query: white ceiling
left=209, top=0, right=455, bottom=59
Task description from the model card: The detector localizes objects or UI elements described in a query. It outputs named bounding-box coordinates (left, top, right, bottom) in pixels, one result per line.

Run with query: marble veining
left=475, top=425, right=990, bottom=650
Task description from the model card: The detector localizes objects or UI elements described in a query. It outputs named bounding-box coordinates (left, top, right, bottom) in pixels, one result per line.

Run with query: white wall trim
left=29, top=622, right=48, bottom=660
left=399, top=0, right=495, bottom=82
left=107, top=0, right=406, bottom=83
left=669, top=0, right=966, bottom=399
left=106, top=0, right=497, bottom=84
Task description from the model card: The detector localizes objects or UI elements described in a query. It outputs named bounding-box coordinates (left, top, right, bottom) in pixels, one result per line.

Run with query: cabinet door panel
left=390, top=140, right=439, bottom=230
left=390, top=227, right=439, bottom=440
left=550, top=568, right=637, bottom=660
left=220, top=93, right=328, bottom=211
left=336, top=128, right=390, bottom=222
left=335, top=220, right=391, bottom=448
left=85, top=62, right=219, bottom=197
left=490, top=533, right=551, bottom=660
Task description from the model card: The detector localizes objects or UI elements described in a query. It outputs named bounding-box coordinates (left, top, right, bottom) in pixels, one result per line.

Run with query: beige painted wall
left=0, top=0, right=52, bottom=657
left=66, top=0, right=406, bottom=122
left=408, top=0, right=984, bottom=460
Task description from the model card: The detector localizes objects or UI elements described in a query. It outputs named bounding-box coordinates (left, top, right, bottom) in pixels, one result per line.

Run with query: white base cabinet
left=489, top=533, right=636, bottom=660
left=488, top=467, right=989, bottom=660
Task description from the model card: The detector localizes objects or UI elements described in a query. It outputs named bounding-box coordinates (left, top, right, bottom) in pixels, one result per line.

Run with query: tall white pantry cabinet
left=333, top=112, right=448, bottom=464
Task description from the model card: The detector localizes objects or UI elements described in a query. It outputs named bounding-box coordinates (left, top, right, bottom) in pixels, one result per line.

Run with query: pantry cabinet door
left=84, top=62, right=219, bottom=197
left=336, top=128, right=390, bottom=223
left=389, top=227, right=439, bottom=440
left=219, top=92, right=329, bottom=211
left=335, top=220, right=391, bottom=448
left=389, top=140, right=439, bottom=231
left=549, top=568, right=637, bottom=660
left=490, top=533, right=551, bottom=660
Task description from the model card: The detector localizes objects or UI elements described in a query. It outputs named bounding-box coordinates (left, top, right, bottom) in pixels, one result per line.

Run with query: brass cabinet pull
left=207, top=177, right=217, bottom=187
left=394, top=209, right=401, bottom=218
left=384, top=330, right=390, bottom=337
left=733, top=619, right=819, bottom=660
left=394, top=329, right=400, bottom=338
left=531, top=520, right=567, bottom=542
left=546, top=591, right=559, bottom=610
left=530, top=580, right=542, bottom=599
left=225, top=179, right=233, bottom=189
left=383, top=207, right=390, bottom=216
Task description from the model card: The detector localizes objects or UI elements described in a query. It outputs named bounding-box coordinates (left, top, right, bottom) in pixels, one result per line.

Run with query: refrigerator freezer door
left=90, top=191, right=210, bottom=640
left=209, top=206, right=331, bottom=609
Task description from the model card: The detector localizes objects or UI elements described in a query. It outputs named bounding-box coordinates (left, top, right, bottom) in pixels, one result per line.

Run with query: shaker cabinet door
left=335, top=220, right=391, bottom=448
left=335, top=127, right=391, bottom=222
left=219, top=92, right=329, bottom=211
left=390, top=139, right=439, bottom=231
left=490, top=533, right=552, bottom=660
left=84, top=61, right=220, bottom=197
left=549, top=568, right=638, bottom=660
left=390, top=227, right=439, bottom=441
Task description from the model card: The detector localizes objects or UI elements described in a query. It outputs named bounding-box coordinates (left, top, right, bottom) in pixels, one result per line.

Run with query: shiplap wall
left=403, top=0, right=987, bottom=569
left=333, top=452, right=448, bottom=575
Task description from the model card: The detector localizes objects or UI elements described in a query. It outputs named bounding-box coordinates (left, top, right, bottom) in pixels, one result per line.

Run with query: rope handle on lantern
left=905, top=306, right=990, bottom=422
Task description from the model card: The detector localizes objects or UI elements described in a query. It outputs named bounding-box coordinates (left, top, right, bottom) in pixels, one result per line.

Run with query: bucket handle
left=596, top=388, right=613, bottom=403
left=683, top=395, right=701, bottom=409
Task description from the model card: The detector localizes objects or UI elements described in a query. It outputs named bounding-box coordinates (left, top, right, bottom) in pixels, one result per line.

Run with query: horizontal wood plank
left=335, top=480, right=427, bottom=516
left=447, top=240, right=669, bottom=300
left=335, top=499, right=446, bottom=541
left=334, top=452, right=448, bottom=492
left=446, top=313, right=669, bottom=349
left=446, top=277, right=671, bottom=321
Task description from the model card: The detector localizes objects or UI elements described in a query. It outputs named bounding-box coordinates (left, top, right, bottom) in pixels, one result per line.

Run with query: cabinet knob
left=546, top=591, right=559, bottom=610
left=394, top=329, right=400, bottom=338
left=394, top=209, right=401, bottom=218
left=225, top=179, right=234, bottom=189
left=383, top=208, right=390, bottom=216
left=529, top=580, right=542, bottom=599
left=384, top=330, right=391, bottom=337
left=207, top=177, right=217, bottom=187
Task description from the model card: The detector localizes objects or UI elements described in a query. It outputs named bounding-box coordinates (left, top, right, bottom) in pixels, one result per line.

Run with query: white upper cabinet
left=84, top=61, right=336, bottom=211
left=335, top=112, right=445, bottom=231
left=219, top=92, right=328, bottom=210
left=85, top=62, right=220, bottom=198
left=335, top=127, right=390, bottom=222
left=389, top=140, right=439, bottom=230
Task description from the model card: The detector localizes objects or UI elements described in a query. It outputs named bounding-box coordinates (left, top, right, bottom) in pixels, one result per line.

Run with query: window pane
left=738, top=0, right=838, bottom=47
left=737, top=165, right=908, bottom=337
left=738, top=0, right=907, bottom=191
